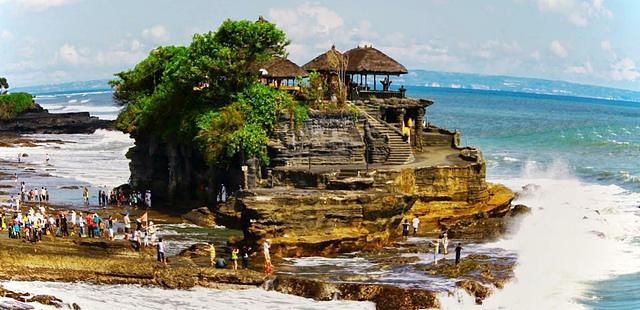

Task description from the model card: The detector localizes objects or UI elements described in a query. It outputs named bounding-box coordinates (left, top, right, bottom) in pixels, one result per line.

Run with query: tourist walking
left=77, top=212, right=85, bottom=237
left=412, top=215, right=420, bottom=236
left=263, top=239, right=272, bottom=274
left=443, top=232, right=449, bottom=256
left=82, top=187, right=89, bottom=205
left=432, top=238, right=440, bottom=265
left=208, top=242, right=216, bottom=267
left=455, top=243, right=463, bottom=265
left=401, top=219, right=410, bottom=240
left=144, top=190, right=152, bottom=208
left=241, top=245, right=251, bottom=269
left=231, top=247, right=239, bottom=270
left=123, top=213, right=131, bottom=240
left=157, top=238, right=167, bottom=265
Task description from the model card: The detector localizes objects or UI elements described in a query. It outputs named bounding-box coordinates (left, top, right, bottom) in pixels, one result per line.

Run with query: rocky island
left=0, top=19, right=527, bottom=309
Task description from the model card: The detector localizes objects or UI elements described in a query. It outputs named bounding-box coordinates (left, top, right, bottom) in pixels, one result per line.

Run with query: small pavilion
left=262, top=56, right=308, bottom=89
left=344, top=45, right=408, bottom=100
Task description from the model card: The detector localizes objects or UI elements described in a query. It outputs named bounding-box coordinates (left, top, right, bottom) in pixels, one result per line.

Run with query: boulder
left=182, top=207, right=217, bottom=227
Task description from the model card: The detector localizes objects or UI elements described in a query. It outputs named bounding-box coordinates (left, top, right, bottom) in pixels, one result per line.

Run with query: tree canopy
left=111, top=19, right=302, bottom=165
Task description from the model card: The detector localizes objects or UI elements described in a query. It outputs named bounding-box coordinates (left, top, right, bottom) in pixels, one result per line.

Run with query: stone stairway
left=358, top=103, right=414, bottom=165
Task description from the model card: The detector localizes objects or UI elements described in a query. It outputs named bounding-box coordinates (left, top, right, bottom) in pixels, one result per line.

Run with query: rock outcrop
left=0, top=104, right=112, bottom=134
left=272, top=276, right=440, bottom=310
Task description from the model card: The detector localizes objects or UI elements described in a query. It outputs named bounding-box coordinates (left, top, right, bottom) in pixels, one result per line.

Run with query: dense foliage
left=111, top=19, right=307, bottom=165
left=0, top=92, right=34, bottom=119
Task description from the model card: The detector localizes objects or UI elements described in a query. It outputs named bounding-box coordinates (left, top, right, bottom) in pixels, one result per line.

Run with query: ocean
left=415, top=86, right=640, bottom=309
left=1, top=86, right=639, bottom=309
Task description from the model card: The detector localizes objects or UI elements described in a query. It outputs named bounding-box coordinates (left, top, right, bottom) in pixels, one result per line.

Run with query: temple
left=211, top=44, right=515, bottom=258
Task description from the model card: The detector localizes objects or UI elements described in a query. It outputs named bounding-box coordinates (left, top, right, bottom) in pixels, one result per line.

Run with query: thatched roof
left=344, top=46, right=407, bottom=75
left=302, top=46, right=345, bottom=73
left=263, top=57, right=308, bottom=79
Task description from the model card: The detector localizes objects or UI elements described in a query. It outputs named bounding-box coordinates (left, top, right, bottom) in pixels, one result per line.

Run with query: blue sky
left=1, top=0, right=639, bottom=90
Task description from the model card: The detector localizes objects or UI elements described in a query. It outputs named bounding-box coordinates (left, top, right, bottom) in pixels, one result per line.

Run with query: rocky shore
left=0, top=103, right=112, bottom=134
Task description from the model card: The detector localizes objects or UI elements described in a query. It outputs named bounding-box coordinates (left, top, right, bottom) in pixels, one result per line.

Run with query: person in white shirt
left=412, top=215, right=420, bottom=236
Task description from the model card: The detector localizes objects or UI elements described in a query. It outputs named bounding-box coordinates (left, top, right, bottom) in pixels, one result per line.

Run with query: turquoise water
left=413, top=87, right=640, bottom=191
left=409, top=86, right=640, bottom=309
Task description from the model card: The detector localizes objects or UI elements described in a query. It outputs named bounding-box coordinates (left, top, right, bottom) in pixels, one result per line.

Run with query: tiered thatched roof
left=263, top=57, right=308, bottom=79
left=302, top=45, right=345, bottom=73
left=344, top=46, right=407, bottom=75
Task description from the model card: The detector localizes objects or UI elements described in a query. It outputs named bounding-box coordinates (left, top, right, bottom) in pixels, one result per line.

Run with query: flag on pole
left=139, top=212, right=148, bottom=222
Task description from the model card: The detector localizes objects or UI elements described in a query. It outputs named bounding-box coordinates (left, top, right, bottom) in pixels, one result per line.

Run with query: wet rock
left=509, top=204, right=531, bottom=217
left=273, top=276, right=440, bottom=310
left=179, top=243, right=213, bottom=258
left=0, top=104, right=112, bottom=134
left=0, top=300, right=34, bottom=310
left=26, top=295, right=64, bottom=308
left=456, top=279, right=491, bottom=304
left=182, top=207, right=216, bottom=227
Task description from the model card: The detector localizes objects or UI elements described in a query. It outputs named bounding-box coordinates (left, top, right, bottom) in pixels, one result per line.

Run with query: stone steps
left=357, top=103, right=414, bottom=165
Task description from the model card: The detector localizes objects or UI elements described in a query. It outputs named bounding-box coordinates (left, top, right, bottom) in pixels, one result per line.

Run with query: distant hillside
left=11, top=79, right=111, bottom=96
left=392, top=70, right=640, bottom=102
left=12, top=71, right=640, bottom=102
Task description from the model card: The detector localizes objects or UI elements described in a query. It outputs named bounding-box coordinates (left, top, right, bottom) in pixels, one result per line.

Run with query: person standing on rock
left=443, top=232, right=449, bottom=256
left=123, top=213, right=131, bottom=240
left=241, top=245, right=251, bottom=269
left=157, top=238, right=167, bottom=265
left=263, top=239, right=272, bottom=274
left=412, top=215, right=420, bottom=236
left=432, top=238, right=440, bottom=265
left=208, top=242, right=216, bottom=267
left=45, top=153, right=50, bottom=165
left=455, top=243, right=463, bottom=265
left=231, top=247, right=240, bottom=270
left=401, top=219, right=410, bottom=240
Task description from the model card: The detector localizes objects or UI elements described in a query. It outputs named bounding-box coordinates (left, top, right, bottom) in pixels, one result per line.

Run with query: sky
left=1, top=0, right=640, bottom=90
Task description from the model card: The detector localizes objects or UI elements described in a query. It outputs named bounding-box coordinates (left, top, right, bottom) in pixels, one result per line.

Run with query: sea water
left=3, top=87, right=640, bottom=309
left=412, top=87, right=640, bottom=309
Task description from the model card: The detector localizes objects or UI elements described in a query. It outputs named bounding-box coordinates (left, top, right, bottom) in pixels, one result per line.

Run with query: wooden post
left=374, top=74, right=377, bottom=91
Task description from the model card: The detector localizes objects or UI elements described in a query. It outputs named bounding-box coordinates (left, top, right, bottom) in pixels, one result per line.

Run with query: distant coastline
left=12, top=71, right=640, bottom=103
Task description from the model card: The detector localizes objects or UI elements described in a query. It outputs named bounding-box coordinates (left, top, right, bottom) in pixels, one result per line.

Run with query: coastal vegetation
left=111, top=19, right=307, bottom=165
left=0, top=92, right=35, bottom=120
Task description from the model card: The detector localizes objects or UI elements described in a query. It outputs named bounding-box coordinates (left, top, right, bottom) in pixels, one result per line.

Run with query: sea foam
left=439, top=160, right=640, bottom=309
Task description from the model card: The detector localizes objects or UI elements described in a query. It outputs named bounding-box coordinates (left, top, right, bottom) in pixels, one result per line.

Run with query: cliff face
left=126, top=132, right=234, bottom=205
left=218, top=164, right=513, bottom=257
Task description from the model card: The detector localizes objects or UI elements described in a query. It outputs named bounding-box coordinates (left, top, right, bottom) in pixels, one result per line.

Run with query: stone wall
left=418, top=127, right=460, bottom=148
left=268, top=110, right=365, bottom=167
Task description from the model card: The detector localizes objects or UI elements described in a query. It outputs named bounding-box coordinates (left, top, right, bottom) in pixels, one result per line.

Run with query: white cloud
left=0, top=30, right=13, bottom=40
left=269, top=2, right=343, bottom=42
left=530, top=50, right=541, bottom=60
left=549, top=40, right=568, bottom=58
left=0, top=0, right=77, bottom=12
left=142, top=25, right=170, bottom=44
left=536, top=0, right=612, bottom=27
left=565, top=61, right=593, bottom=74
left=610, top=58, right=640, bottom=81
left=600, top=40, right=612, bottom=52
left=58, top=43, right=86, bottom=65
left=474, top=40, right=521, bottom=59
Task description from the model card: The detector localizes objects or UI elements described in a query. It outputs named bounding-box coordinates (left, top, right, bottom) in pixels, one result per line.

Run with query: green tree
left=111, top=19, right=299, bottom=165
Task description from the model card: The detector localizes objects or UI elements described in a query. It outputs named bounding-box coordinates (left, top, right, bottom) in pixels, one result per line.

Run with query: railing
left=350, top=89, right=406, bottom=100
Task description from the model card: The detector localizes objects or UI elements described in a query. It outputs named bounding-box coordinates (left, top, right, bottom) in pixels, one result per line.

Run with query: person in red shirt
left=85, top=214, right=94, bottom=238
